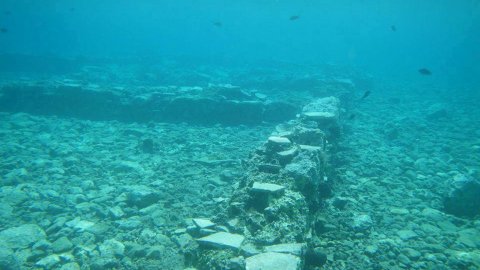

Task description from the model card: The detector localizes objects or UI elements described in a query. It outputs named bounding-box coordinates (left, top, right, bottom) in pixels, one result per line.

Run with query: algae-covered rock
left=0, top=224, right=46, bottom=249
left=125, top=185, right=160, bottom=208
left=443, top=174, right=480, bottom=218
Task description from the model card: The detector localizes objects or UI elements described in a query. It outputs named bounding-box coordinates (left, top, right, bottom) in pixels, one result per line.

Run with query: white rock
left=197, top=232, right=244, bottom=250
left=246, top=252, right=301, bottom=270
left=268, top=136, right=291, bottom=145
left=251, top=182, right=285, bottom=194
left=193, top=218, right=215, bottom=229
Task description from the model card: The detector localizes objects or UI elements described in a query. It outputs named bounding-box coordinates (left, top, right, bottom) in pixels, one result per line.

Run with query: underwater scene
left=0, top=1, right=479, bottom=269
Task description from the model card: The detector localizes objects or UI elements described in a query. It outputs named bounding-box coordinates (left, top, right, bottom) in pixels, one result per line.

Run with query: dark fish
left=360, top=90, right=371, bottom=100
left=0, top=28, right=7, bottom=33
left=418, top=68, right=432, bottom=75
left=289, top=15, right=300, bottom=21
left=213, top=21, right=222, bottom=27
left=4, top=11, right=11, bottom=15
left=391, top=25, right=396, bottom=32
left=348, top=114, right=356, bottom=120
left=70, top=7, right=76, bottom=12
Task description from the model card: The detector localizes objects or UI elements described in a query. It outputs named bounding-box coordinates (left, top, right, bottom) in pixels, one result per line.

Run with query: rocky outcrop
left=0, top=83, right=297, bottom=125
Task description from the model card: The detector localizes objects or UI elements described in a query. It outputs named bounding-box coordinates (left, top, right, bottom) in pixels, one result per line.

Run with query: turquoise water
left=0, top=1, right=479, bottom=270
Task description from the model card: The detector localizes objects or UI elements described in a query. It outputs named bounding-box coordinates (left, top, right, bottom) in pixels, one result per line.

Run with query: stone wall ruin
left=180, top=97, right=341, bottom=270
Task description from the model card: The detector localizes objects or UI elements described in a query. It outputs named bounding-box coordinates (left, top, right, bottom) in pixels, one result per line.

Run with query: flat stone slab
left=302, top=111, right=336, bottom=121
left=246, top=252, right=301, bottom=270
left=251, top=182, right=285, bottom=194
left=268, top=136, right=291, bottom=145
left=197, top=232, right=244, bottom=250
left=277, top=148, right=298, bottom=158
left=264, top=243, right=306, bottom=256
left=192, top=218, right=215, bottom=229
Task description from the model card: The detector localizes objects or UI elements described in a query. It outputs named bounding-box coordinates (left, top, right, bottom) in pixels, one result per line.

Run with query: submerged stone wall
left=180, top=97, right=341, bottom=270
left=0, top=83, right=297, bottom=124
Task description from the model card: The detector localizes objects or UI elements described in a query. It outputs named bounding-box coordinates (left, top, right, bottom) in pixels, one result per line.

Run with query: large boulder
left=0, top=224, right=46, bottom=249
left=443, top=174, right=480, bottom=218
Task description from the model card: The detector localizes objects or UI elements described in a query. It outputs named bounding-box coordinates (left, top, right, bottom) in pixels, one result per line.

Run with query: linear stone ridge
left=182, top=96, right=341, bottom=269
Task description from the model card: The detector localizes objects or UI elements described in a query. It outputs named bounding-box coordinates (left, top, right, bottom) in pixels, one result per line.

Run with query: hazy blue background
left=1, top=0, right=479, bottom=87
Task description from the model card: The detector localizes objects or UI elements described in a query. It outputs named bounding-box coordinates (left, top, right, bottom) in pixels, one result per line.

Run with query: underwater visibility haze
left=0, top=1, right=479, bottom=269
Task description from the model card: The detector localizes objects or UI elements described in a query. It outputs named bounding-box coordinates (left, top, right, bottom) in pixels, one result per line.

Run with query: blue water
left=1, top=1, right=480, bottom=270
left=1, top=1, right=479, bottom=86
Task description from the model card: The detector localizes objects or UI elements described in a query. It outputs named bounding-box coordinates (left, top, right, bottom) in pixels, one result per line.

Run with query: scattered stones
left=197, top=232, right=245, bottom=250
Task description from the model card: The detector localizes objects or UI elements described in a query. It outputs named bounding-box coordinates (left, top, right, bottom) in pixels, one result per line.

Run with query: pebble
left=403, top=248, right=422, bottom=260
left=397, top=230, right=418, bottom=240
left=36, top=254, right=61, bottom=269
left=52, top=236, right=73, bottom=253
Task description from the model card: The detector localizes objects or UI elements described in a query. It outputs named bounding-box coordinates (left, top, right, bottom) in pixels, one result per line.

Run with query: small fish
left=289, top=15, right=300, bottom=21
left=391, top=25, right=396, bottom=32
left=213, top=21, right=222, bottom=27
left=70, top=7, right=76, bottom=12
left=348, top=114, right=356, bottom=120
left=0, top=27, right=8, bottom=33
left=360, top=90, right=371, bottom=100
left=4, top=11, right=11, bottom=15
left=418, top=68, right=432, bottom=75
